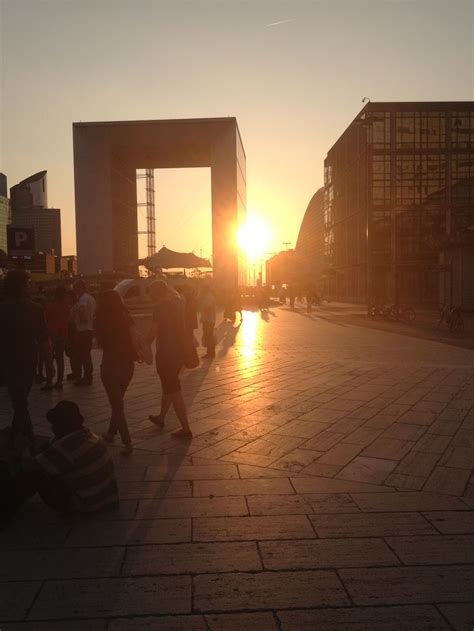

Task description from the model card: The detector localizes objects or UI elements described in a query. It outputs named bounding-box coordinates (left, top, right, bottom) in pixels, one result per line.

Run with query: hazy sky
left=1, top=0, right=473, bottom=259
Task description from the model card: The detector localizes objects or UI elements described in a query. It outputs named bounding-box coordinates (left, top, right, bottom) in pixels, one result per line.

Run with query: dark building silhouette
left=10, top=171, right=62, bottom=257
left=324, top=102, right=474, bottom=307
left=294, top=187, right=325, bottom=284
left=0, top=173, right=10, bottom=252
left=266, top=249, right=295, bottom=288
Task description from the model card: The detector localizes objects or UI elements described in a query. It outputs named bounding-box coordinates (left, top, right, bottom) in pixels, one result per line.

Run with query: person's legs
left=2, top=469, right=37, bottom=518
left=69, top=342, right=81, bottom=381
left=102, top=362, right=134, bottom=448
left=164, top=367, right=191, bottom=436
left=149, top=390, right=172, bottom=426
left=2, top=469, right=71, bottom=518
left=77, top=331, right=93, bottom=383
left=101, top=364, right=119, bottom=438
left=36, top=474, right=72, bottom=512
left=54, top=338, right=65, bottom=386
left=171, top=390, right=192, bottom=435
left=115, top=363, right=134, bottom=447
left=202, top=322, right=215, bottom=358
left=6, top=366, right=34, bottom=437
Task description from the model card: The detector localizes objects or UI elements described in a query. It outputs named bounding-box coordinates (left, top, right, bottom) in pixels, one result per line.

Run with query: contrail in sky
left=266, top=19, right=294, bottom=27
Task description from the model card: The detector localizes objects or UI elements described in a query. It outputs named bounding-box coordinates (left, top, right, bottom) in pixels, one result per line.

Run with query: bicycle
left=437, top=304, right=464, bottom=333
left=384, top=303, right=416, bottom=323
left=368, top=303, right=388, bottom=320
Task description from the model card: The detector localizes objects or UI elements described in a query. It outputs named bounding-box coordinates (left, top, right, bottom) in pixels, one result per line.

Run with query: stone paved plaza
left=1, top=305, right=473, bottom=629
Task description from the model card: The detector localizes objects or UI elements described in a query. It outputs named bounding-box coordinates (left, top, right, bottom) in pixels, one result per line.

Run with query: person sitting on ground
left=4, top=400, right=119, bottom=516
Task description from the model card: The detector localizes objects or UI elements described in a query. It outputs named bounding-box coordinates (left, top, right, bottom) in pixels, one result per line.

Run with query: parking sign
left=7, top=226, right=35, bottom=256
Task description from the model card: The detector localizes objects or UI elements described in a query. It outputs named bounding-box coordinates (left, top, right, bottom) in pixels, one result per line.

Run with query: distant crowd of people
left=0, top=270, right=227, bottom=520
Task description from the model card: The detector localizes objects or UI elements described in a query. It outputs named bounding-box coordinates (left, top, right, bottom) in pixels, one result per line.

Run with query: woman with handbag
left=146, top=281, right=193, bottom=439
left=95, top=290, right=147, bottom=455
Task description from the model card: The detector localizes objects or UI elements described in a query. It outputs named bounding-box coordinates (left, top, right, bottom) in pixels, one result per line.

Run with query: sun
left=237, top=215, right=270, bottom=261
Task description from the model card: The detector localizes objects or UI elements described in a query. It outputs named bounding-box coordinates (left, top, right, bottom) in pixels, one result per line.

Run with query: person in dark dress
left=0, top=270, right=54, bottom=438
left=95, top=290, right=137, bottom=455
left=147, top=281, right=192, bottom=438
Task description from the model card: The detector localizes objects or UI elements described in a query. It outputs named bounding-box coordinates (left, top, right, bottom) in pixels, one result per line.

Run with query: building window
left=396, top=112, right=446, bottom=149
left=372, top=155, right=391, bottom=206
left=396, top=154, right=446, bottom=206
left=452, top=112, right=474, bottom=149
left=452, top=154, right=474, bottom=199
left=372, top=209, right=390, bottom=254
left=369, top=112, right=390, bottom=150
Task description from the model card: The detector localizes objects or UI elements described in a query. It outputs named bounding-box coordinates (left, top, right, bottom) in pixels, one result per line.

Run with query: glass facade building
left=323, top=102, right=474, bottom=306
left=0, top=173, right=10, bottom=252
left=10, top=171, right=62, bottom=257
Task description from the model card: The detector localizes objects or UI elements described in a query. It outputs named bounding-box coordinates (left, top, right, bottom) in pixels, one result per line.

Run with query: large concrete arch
left=73, top=117, right=246, bottom=286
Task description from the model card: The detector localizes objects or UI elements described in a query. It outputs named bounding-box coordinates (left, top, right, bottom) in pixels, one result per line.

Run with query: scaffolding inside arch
left=137, top=168, right=156, bottom=257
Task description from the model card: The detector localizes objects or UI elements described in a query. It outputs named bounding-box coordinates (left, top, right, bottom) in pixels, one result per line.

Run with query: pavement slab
left=122, top=541, right=262, bottom=575
left=259, top=537, right=399, bottom=569
left=340, top=565, right=474, bottom=605
left=277, top=605, right=451, bottom=630
left=351, top=491, right=469, bottom=512
left=193, top=570, right=349, bottom=611
left=193, top=477, right=294, bottom=497
left=29, top=576, right=192, bottom=619
left=438, top=603, right=474, bottom=631
left=310, top=512, right=437, bottom=537
left=0, top=581, right=41, bottom=622
left=422, top=511, right=474, bottom=534
left=193, top=514, right=316, bottom=541
left=108, top=616, right=207, bottom=631
left=0, top=547, right=125, bottom=581
left=65, top=519, right=192, bottom=546
left=387, top=534, right=474, bottom=565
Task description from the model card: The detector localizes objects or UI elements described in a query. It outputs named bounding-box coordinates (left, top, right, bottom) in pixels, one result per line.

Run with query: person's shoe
left=121, top=443, right=133, bottom=456
left=149, top=414, right=164, bottom=427
left=66, top=373, right=76, bottom=381
left=101, top=432, right=115, bottom=444
left=171, top=428, right=193, bottom=439
left=75, top=378, right=92, bottom=386
left=54, top=382, right=63, bottom=390
left=40, top=383, right=53, bottom=391
left=202, top=353, right=215, bottom=359
left=35, top=374, right=46, bottom=384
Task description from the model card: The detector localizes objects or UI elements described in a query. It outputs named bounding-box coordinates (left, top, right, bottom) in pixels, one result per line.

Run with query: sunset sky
left=1, top=0, right=472, bottom=260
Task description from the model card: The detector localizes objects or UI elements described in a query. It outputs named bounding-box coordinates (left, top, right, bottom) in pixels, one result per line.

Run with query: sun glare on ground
left=237, top=215, right=270, bottom=261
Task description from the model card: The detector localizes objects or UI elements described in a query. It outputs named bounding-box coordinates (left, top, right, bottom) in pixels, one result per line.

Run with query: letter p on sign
left=15, top=231, right=29, bottom=247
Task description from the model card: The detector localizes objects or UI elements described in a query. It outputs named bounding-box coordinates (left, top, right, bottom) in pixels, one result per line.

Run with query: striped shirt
left=35, top=428, right=119, bottom=512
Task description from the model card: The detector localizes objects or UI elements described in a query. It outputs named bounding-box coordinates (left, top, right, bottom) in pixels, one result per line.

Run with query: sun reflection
left=238, top=310, right=261, bottom=365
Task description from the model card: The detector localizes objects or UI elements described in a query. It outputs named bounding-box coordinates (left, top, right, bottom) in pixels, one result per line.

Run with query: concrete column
left=73, top=127, right=113, bottom=275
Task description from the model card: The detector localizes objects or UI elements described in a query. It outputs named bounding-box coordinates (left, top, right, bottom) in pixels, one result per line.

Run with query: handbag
left=183, top=335, right=200, bottom=369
